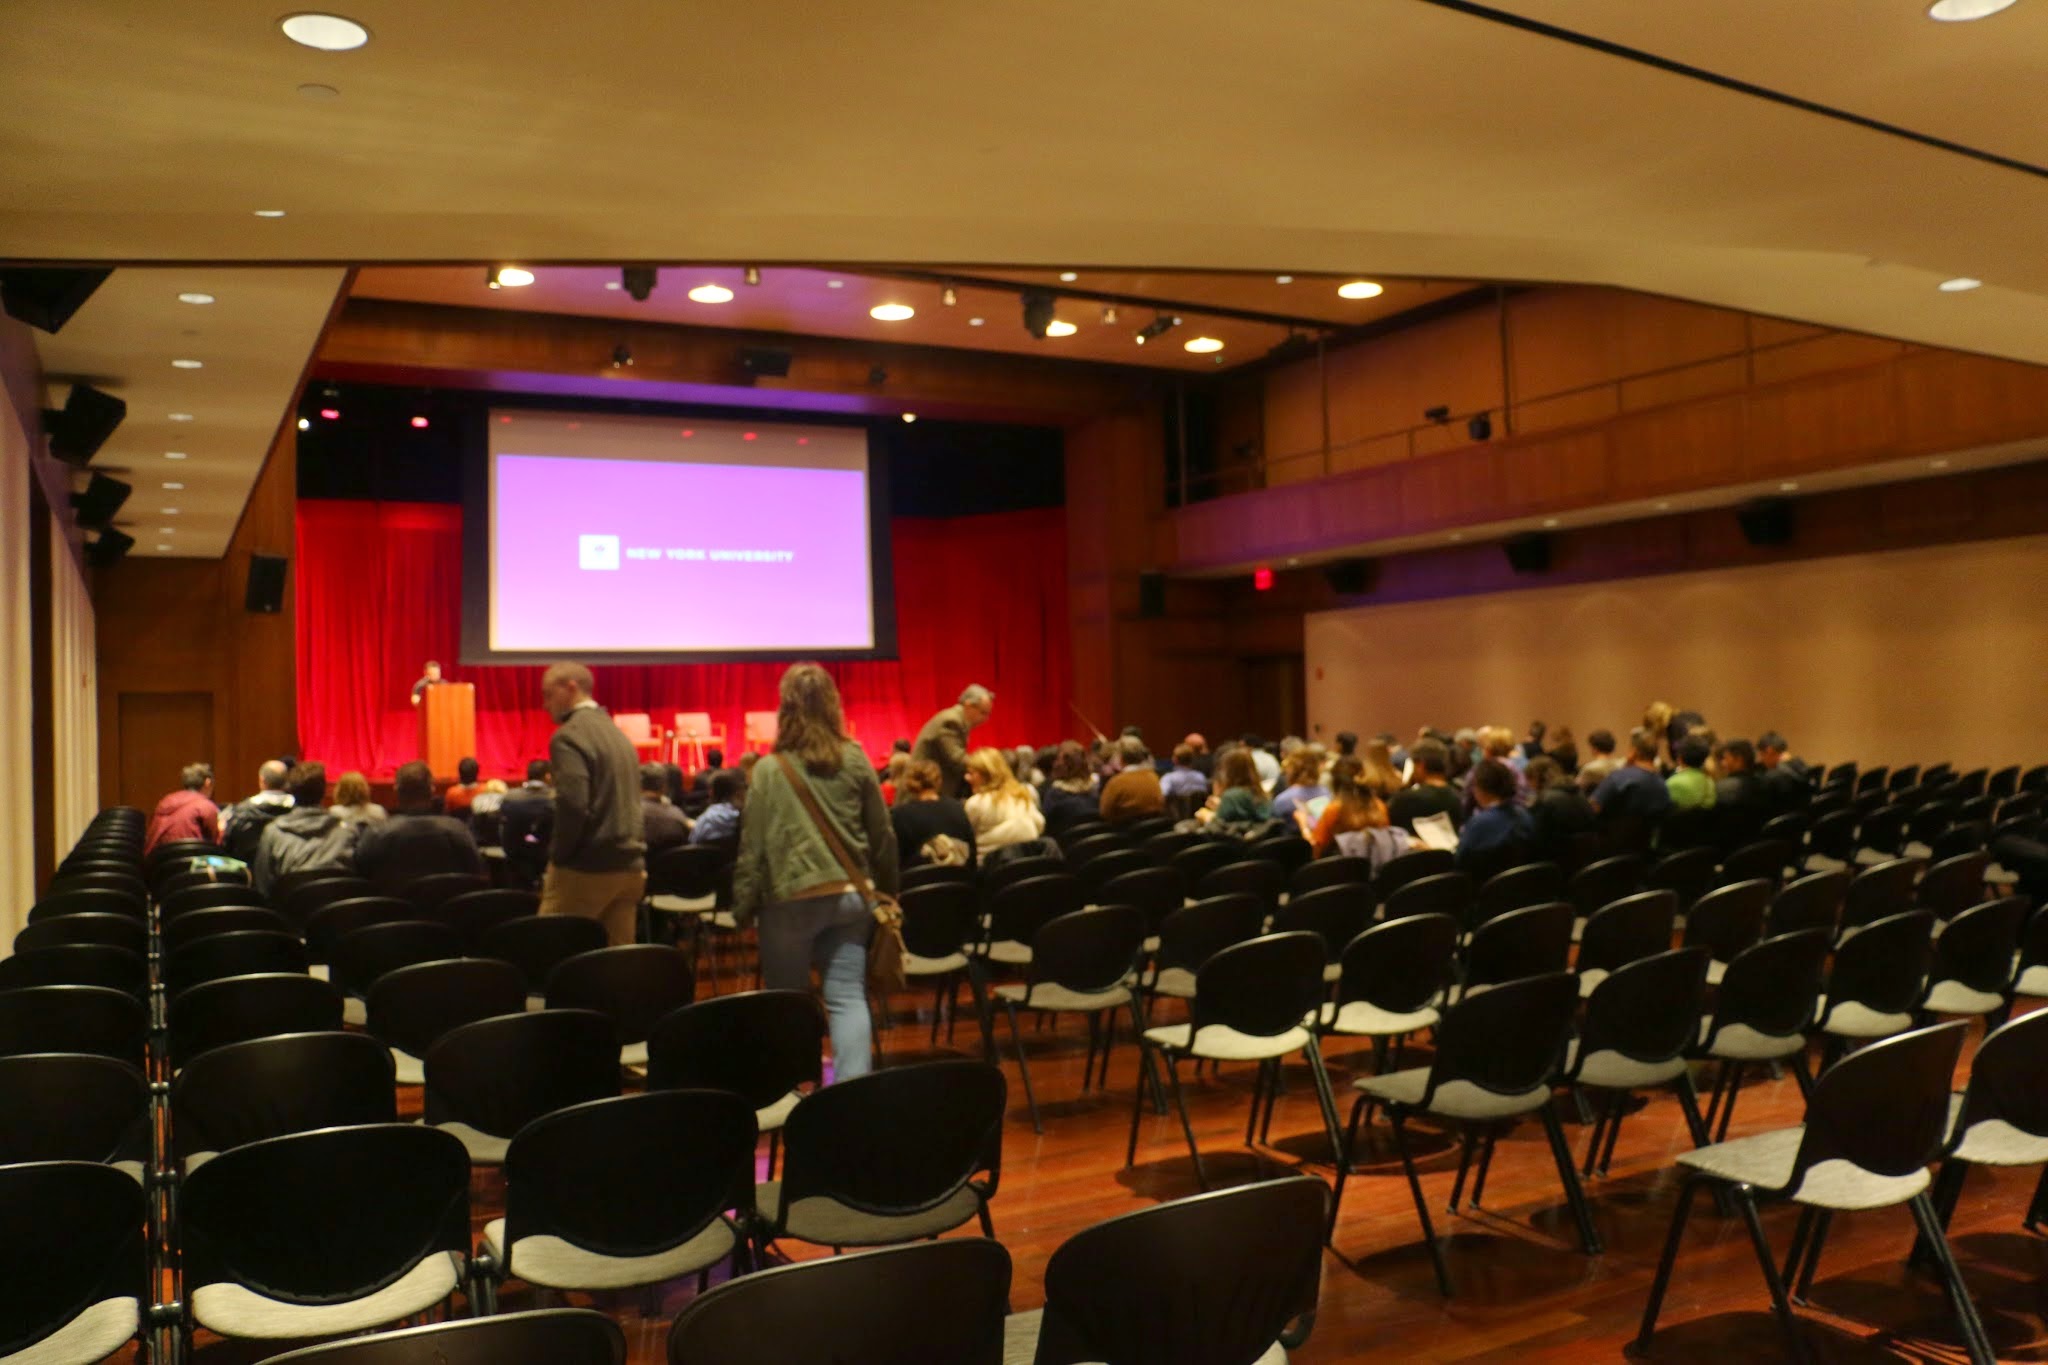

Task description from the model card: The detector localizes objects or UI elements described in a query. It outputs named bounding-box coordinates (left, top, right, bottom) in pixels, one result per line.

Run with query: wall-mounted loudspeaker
left=0, top=268, right=112, bottom=333
left=1323, top=558, right=1376, bottom=595
left=1503, top=532, right=1553, bottom=575
left=86, top=529, right=134, bottom=569
left=737, top=346, right=793, bottom=378
left=1137, top=571, right=1166, bottom=619
left=246, top=553, right=289, bottom=614
left=1737, top=497, right=1796, bottom=547
left=42, top=384, right=127, bottom=465
left=70, top=473, right=130, bottom=529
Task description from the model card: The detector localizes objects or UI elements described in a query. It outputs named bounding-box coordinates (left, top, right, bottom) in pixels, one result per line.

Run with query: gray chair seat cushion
left=308, top=962, right=331, bottom=982
left=390, top=1047, right=426, bottom=1087
left=1816, top=996, right=1916, bottom=1039
left=1900, top=841, right=1935, bottom=862
left=1697, top=1017, right=1807, bottom=1061
left=1678, top=1125, right=1802, bottom=1187
left=984, top=940, right=1032, bottom=966
left=904, top=950, right=968, bottom=976
left=1143, top=1021, right=1312, bottom=1062
left=993, top=981, right=1131, bottom=1012
left=1315, top=999, right=1438, bottom=1038
left=482, top=1215, right=733, bottom=1291
left=620, top=1042, right=649, bottom=1068
left=191, top=1251, right=463, bottom=1339
left=1321, top=962, right=1342, bottom=984
left=4, top=1295, right=138, bottom=1365
left=649, top=893, right=714, bottom=915
left=1000, top=1308, right=1287, bottom=1365
left=1142, top=935, right=1161, bottom=954
left=2016, top=964, right=2048, bottom=997
left=1921, top=980, right=2006, bottom=1016
left=428, top=1119, right=509, bottom=1166
left=1985, top=864, right=2019, bottom=887
left=1803, top=854, right=1850, bottom=875
left=1355, top=1066, right=1552, bottom=1122
left=1851, top=848, right=1893, bottom=868
left=342, top=997, right=367, bottom=1027
left=1577, top=968, right=1609, bottom=999
left=753, top=1180, right=982, bottom=1247
left=1565, top=1038, right=1688, bottom=1090
left=1705, top=959, right=1728, bottom=986
left=756, top=1089, right=801, bottom=1133
left=1678, top=1125, right=1932, bottom=1209
left=1947, top=1089, right=2048, bottom=1166
left=1149, top=966, right=1198, bottom=999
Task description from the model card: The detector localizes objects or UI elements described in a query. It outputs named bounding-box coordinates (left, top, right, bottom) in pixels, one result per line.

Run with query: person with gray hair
left=1099, top=735, right=1164, bottom=825
left=221, top=758, right=296, bottom=862
left=146, top=761, right=219, bottom=855
left=911, top=683, right=994, bottom=800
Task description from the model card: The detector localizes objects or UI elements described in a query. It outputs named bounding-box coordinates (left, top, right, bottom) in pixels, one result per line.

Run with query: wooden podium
left=418, top=682, right=476, bottom=782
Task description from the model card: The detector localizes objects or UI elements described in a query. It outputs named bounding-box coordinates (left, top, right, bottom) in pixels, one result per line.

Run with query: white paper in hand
left=1411, top=811, right=1459, bottom=852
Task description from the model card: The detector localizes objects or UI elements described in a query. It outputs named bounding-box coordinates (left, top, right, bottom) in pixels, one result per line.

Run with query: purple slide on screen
left=491, top=452, right=874, bottom=651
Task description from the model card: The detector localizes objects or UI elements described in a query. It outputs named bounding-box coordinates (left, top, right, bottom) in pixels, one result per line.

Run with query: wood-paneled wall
left=95, top=425, right=299, bottom=809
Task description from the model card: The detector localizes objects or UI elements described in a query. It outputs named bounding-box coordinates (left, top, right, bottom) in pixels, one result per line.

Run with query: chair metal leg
left=1540, top=1102, right=1604, bottom=1255
left=1129, top=997, right=1165, bottom=1114
left=1702, top=1058, right=1730, bottom=1133
left=1714, top=1062, right=1746, bottom=1143
left=1125, top=1043, right=1151, bottom=1168
left=1598, top=1092, right=1629, bottom=1176
left=2025, top=1163, right=2048, bottom=1233
left=1732, top=1184, right=1812, bottom=1365
left=1789, top=1049, right=1817, bottom=1103
left=1470, top=1129, right=1499, bottom=1208
left=1303, top=1037, right=1348, bottom=1171
left=1780, top=1205, right=1817, bottom=1299
left=1329, top=1092, right=1371, bottom=1242
left=1098, top=1009, right=1118, bottom=1096
left=1390, top=1111, right=1454, bottom=1297
left=1258, top=1056, right=1286, bottom=1145
left=965, top=959, right=998, bottom=1065
left=1908, top=1191, right=1996, bottom=1365
left=1792, top=1209, right=1830, bottom=1303
left=1081, top=1012, right=1101, bottom=1093
left=1003, top=999, right=1043, bottom=1135
left=1165, top=1053, right=1209, bottom=1190
left=1583, top=1094, right=1612, bottom=1178
left=1635, top=1177, right=1703, bottom=1353
left=930, top=981, right=946, bottom=1047
left=1449, top=1129, right=1476, bottom=1212
left=1673, top=1071, right=1712, bottom=1150
left=1246, top=1059, right=1268, bottom=1146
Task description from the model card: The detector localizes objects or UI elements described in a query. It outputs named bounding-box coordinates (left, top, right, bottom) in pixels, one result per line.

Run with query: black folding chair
left=401, top=872, right=491, bottom=914
left=167, top=973, right=344, bottom=1072
left=545, top=944, right=695, bottom=1068
left=1560, top=948, right=1713, bottom=1175
left=1768, top=869, right=1849, bottom=937
left=1315, top=914, right=1459, bottom=1075
left=1471, top=862, right=1565, bottom=929
left=1680, top=879, right=1771, bottom=984
left=1575, top=890, right=1678, bottom=998
left=365, top=957, right=528, bottom=1085
left=161, top=905, right=292, bottom=954
left=0, top=1161, right=145, bottom=1363
left=1816, top=911, right=1936, bottom=1067
left=0, top=984, right=146, bottom=1065
left=171, top=1031, right=397, bottom=1168
left=1566, top=853, right=1646, bottom=923
left=258, top=1309, right=624, bottom=1365
left=1290, top=854, right=1373, bottom=898
left=480, top=914, right=610, bottom=1001
left=433, top=889, right=538, bottom=953
left=1372, top=848, right=1458, bottom=903
left=14, top=912, right=147, bottom=957
left=647, top=989, right=824, bottom=1174
left=1838, top=858, right=1920, bottom=941
left=1645, top=846, right=1717, bottom=912
left=422, top=1009, right=620, bottom=1167
left=991, top=907, right=1146, bottom=1133
left=164, top=929, right=308, bottom=999
left=0, top=1052, right=148, bottom=1172
left=1137, top=894, right=1263, bottom=1015
left=1382, top=870, right=1474, bottom=922
left=0, top=943, right=146, bottom=998
left=1194, top=859, right=1288, bottom=917
left=1462, top=901, right=1573, bottom=996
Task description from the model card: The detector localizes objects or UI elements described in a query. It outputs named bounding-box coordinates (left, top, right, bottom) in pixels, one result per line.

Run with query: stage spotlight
left=1021, top=289, right=1056, bottom=339
left=621, top=266, right=657, bottom=301
left=1467, top=413, right=1492, bottom=441
left=487, top=265, right=535, bottom=289
left=611, top=343, right=634, bottom=368
left=1424, top=404, right=1451, bottom=423
left=1134, top=314, right=1181, bottom=346
left=744, top=266, right=761, bottom=286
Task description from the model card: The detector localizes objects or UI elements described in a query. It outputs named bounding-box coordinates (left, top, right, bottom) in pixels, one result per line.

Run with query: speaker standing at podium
left=410, top=660, right=444, bottom=706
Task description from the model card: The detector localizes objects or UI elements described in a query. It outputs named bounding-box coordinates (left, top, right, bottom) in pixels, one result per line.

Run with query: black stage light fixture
left=1323, top=558, right=1376, bottom=595
left=1467, top=413, right=1493, bottom=441
left=1737, top=496, right=1796, bottom=547
left=70, top=472, right=131, bottom=529
left=621, top=266, right=657, bottom=301
left=1265, top=333, right=1315, bottom=364
left=43, top=383, right=127, bottom=465
left=735, top=346, right=793, bottom=378
left=866, top=362, right=888, bottom=387
left=1134, top=314, right=1181, bottom=346
left=86, top=528, right=134, bottom=568
left=1503, top=532, right=1553, bottom=575
left=611, top=343, right=634, bottom=368
left=1424, top=404, right=1451, bottom=424
left=0, top=267, right=112, bottom=333
left=1022, top=289, right=1057, bottom=339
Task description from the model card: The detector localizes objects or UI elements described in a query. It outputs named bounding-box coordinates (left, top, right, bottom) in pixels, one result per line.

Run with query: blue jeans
left=757, top=890, right=873, bottom=1082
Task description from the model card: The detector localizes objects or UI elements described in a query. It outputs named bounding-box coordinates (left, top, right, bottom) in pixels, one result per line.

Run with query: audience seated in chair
left=146, top=761, right=220, bottom=856
left=892, top=758, right=977, bottom=869
left=1269, top=746, right=1330, bottom=824
left=689, top=769, right=744, bottom=848
left=499, top=760, right=557, bottom=880
left=328, top=770, right=387, bottom=827
left=253, top=761, right=359, bottom=895
left=1590, top=727, right=1673, bottom=829
left=1665, top=734, right=1717, bottom=811
left=1299, top=755, right=1389, bottom=856
left=1098, top=736, right=1165, bottom=826
left=639, top=761, right=694, bottom=855
left=221, top=759, right=296, bottom=863
left=1457, top=760, right=1530, bottom=876
left=964, top=748, right=1046, bottom=854
left=1389, top=738, right=1462, bottom=834
left=441, top=756, right=484, bottom=819
left=354, top=760, right=482, bottom=894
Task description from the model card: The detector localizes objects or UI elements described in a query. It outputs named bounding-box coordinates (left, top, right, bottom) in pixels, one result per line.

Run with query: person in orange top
left=1298, top=755, right=1389, bottom=856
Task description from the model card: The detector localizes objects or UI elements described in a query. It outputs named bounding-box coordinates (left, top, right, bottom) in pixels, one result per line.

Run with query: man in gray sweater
left=537, top=662, right=647, bottom=944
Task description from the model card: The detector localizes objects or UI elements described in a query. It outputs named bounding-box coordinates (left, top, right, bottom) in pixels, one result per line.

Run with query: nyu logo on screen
left=578, top=534, right=621, bottom=571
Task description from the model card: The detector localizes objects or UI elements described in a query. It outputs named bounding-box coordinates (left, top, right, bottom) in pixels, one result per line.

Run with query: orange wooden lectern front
left=418, top=682, right=476, bottom=782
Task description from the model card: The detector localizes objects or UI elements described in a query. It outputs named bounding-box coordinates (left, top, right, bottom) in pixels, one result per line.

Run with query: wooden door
left=1243, top=654, right=1305, bottom=742
left=116, top=692, right=214, bottom=812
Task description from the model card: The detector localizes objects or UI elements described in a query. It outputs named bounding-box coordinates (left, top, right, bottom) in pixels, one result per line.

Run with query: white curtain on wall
left=0, top=397, right=33, bottom=943
left=48, top=509, right=98, bottom=864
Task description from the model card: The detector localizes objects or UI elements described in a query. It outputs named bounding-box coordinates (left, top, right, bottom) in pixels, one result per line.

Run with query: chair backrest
left=1382, top=871, right=1474, bottom=922
left=1034, top=1176, right=1327, bottom=1365
left=0, top=1161, right=144, bottom=1360
left=774, top=1060, right=1005, bottom=1232
left=1806, top=809, right=1859, bottom=861
left=900, top=862, right=974, bottom=894
left=1094, top=866, right=1185, bottom=934
left=1337, top=914, right=1459, bottom=1015
left=433, top=889, right=539, bottom=951
left=1769, top=869, right=1850, bottom=936
left=303, top=896, right=415, bottom=961
left=1153, top=895, right=1264, bottom=977
left=1841, top=858, right=1920, bottom=931
left=0, top=943, right=146, bottom=997
left=1143, top=830, right=1204, bottom=864
left=1271, top=884, right=1373, bottom=961
left=1915, top=852, right=1990, bottom=921
left=1858, top=804, right=1908, bottom=855
left=47, top=869, right=150, bottom=902
left=1371, top=847, right=1458, bottom=901
left=401, top=872, right=491, bottom=914
left=1826, top=911, right=1936, bottom=1016
left=1927, top=896, right=2028, bottom=996
left=614, top=711, right=656, bottom=743
left=546, top=945, right=696, bottom=1045
left=1787, top=1022, right=1967, bottom=1197
left=167, top=973, right=344, bottom=1071
left=648, top=844, right=730, bottom=900
left=1425, top=972, right=1579, bottom=1103
left=1248, top=835, right=1312, bottom=876
left=1170, top=840, right=1248, bottom=889
left=1952, top=1008, right=2048, bottom=1145
left=1473, top=861, right=1565, bottom=927
left=160, top=881, right=268, bottom=921
left=14, top=912, right=147, bottom=957
left=1720, top=840, right=1796, bottom=888
left=1123, top=815, right=1177, bottom=842
left=180, top=1124, right=471, bottom=1307
left=1908, top=799, right=1958, bottom=845
left=480, top=913, right=612, bottom=993
left=1577, top=891, right=1678, bottom=975
left=423, top=1009, right=620, bottom=1140
left=26, top=886, right=144, bottom=924
left=1077, top=848, right=1155, bottom=897
left=504, top=1089, right=756, bottom=1267
left=162, top=905, right=293, bottom=953
left=986, top=875, right=1083, bottom=947
left=0, top=1053, right=146, bottom=1165
left=897, top=882, right=979, bottom=960
left=165, top=929, right=308, bottom=998
left=1680, top=880, right=1771, bottom=964
left=1464, top=902, right=1574, bottom=989
left=1195, top=859, right=1288, bottom=912
left=330, top=919, right=466, bottom=997
left=1575, top=949, right=1711, bottom=1071
left=1190, top=932, right=1327, bottom=1040
left=171, top=1031, right=398, bottom=1160
left=1290, top=854, right=1373, bottom=897
left=0, top=984, right=145, bottom=1065
left=666, top=1239, right=1012, bottom=1365
left=1064, top=832, right=1133, bottom=868
left=256, top=1309, right=626, bottom=1365
left=1758, top=812, right=1810, bottom=846
left=1645, top=846, right=1718, bottom=910
left=366, top=958, right=529, bottom=1064
left=980, top=855, right=1068, bottom=900
left=1027, top=907, right=1146, bottom=994
left=277, top=875, right=377, bottom=929
left=645, top=990, right=824, bottom=1109
left=1566, top=854, right=1646, bottom=919
left=1656, top=806, right=1719, bottom=855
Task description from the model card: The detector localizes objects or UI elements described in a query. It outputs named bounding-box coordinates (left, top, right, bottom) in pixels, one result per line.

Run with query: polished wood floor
left=168, top=991, right=2048, bottom=1364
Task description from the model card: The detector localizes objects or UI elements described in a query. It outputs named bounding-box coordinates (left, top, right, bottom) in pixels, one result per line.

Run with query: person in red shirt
left=442, top=756, right=484, bottom=818
left=145, top=763, right=220, bottom=855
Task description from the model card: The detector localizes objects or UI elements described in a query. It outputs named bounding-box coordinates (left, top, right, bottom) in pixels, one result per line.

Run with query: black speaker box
left=1323, top=558, right=1376, bottom=595
left=737, top=346, right=793, bottom=378
left=1737, top=497, right=1796, bottom=547
left=1503, top=532, right=1553, bottom=574
left=246, top=553, right=288, bottom=613
left=1, top=268, right=112, bottom=333
left=1137, top=571, right=1166, bottom=619
left=86, top=528, right=134, bottom=568
left=70, top=473, right=130, bottom=529
left=43, top=384, right=127, bottom=465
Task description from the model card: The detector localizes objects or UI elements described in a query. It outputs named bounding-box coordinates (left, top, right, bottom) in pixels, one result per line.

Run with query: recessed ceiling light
left=1931, top=457, right=1952, bottom=469
left=604, top=281, right=622, bottom=290
left=168, top=412, right=193, bottom=422
left=161, top=508, right=180, bottom=516
left=1542, top=518, right=1560, bottom=528
left=252, top=209, right=286, bottom=219
left=1779, top=481, right=1799, bottom=492
left=1044, top=319, right=1078, bottom=337
left=171, top=358, right=203, bottom=369
left=1938, top=276, right=1982, bottom=292
left=870, top=303, right=915, bottom=321
left=1449, top=533, right=1464, bottom=543
left=1275, top=275, right=1294, bottom=284
left=1184, top=336, right=1224, bottom=353
left=489, top=266, right=535, bottom=288
left=1058, top=271, right=1078, bottom=282
left=297, top=417, right=310, bottom=431
left=901, top=413, right=918, bottom=423
left=825, top=279, right=844, bottom=289
left=164, top=451, right=188, bottom=460
left=320, top=408, right=340, bottom=420
left=1655, top=501, right=1671, bottom=510
left=1286, top=558, right=1300, bottom=567
left=178, top=292, right=215, bottom=305
left=689, top=284, right=735, bottom=304
left=162, top=482, right=184, bottom=490
left=156, top=544, right=172, bottom=553
left=1928, top=0, right=2018, bottom=19
left=157, top=527, right=175, bottom=535
left=968, top=317, right=986, bottom=327
left=1337, top=280, right=1384, bottom=299
left=280, top=13, right=370, bottom=50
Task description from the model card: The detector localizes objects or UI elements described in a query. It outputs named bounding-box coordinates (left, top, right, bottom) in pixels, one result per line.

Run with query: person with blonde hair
left=733, top=663, right=898, bottom=1083
left=329, top=771, right=387, bottom=826
left=1297, top=756, right=1389, bottom=855
left=1357, top=739, right=1404, bottom=801
left=964, top=746, right=1045, bottom=852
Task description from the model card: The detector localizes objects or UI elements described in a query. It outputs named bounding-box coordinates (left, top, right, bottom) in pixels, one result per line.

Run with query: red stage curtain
left=295, top=500, right=1071, bottom=779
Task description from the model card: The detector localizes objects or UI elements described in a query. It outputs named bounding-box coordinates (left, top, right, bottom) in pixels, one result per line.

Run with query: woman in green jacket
left=1202, top=746, right=1274, bottom=825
